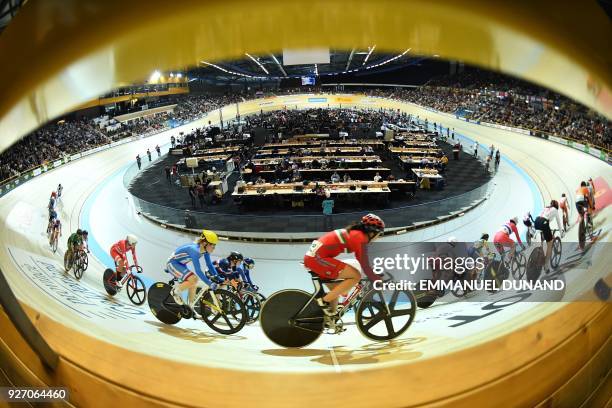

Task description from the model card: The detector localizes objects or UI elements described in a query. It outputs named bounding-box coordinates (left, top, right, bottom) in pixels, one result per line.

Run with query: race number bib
left=306, top=240, right=323, bottom=257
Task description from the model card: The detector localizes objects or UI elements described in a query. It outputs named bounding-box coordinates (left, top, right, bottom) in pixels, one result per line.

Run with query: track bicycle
left=260, top=271, right=417, bottom=348
left=103, top=265, right=147, bottom=305
left=49, top=229, right=59, bottom=253
left=149, top=278, right=247, bottom=334
left=64, top=247, right=89, bottom=280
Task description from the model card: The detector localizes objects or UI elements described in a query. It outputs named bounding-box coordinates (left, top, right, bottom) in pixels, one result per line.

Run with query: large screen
left=301, top=76, right=315, bottom=86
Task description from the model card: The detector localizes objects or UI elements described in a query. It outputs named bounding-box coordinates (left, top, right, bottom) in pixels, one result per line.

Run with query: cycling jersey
left=165, top=243, right=218, bottom=285
left=498, top=221, right=523, bottom=245
left=51, top=219, right=61, bottom=230
left=575, top=186, right=590, bottom=204
left=559, top=197, right=568, bottom=210
left=67, top=233, right=82, bottom=247
left=539, top=206, right=562, bottom=231
left=235, top=265, right=252, bottom=285
left=304, top=228, right=370, bottom=279
left=110, top=239, right=138, bottom=268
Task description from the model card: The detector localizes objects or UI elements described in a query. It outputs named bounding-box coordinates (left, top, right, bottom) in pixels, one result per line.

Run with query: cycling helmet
left=218, top=258, right=230, bottom=270
left=51, top=191, right=57, bottom=198
left=480, top=233, right=489, bottom=241
left=447, top=236, right=458, bottom=245
left=82, top=230, right=88, bottom=237
left=580, top=181, right=587, bottom=187
left=550, top=200, right=559, bottom=210
left=361, top=213, right=385, bottom=234
left=244, top=258, right=255, bottom=268
left=228, top=251, right=243, bottom=262
left=76, top=229, right=83, bottom=235
left=510, top=216, right=518, bottom=224
left=200, top=229, right=219, bottom=245
left=126, top=234, right=138, bottom=245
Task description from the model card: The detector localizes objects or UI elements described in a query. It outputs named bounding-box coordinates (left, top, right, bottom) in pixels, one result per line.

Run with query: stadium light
left=245, top=53, right=269, bottom=74
left=362, top=45, right=376, bottom=65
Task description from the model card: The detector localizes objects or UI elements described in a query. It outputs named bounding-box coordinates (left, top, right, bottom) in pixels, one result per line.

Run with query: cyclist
left=242, top=258, right=258, bottom=291
left=558, top=194, right=569, bottom=231
left=587, top=177, right=596, bottom=212
left=110, top=234, right=139, bottom=287
left=493, top=216, right=523, bottom=258
left=575, top=181, right=591, bottom=224
left=534, top=200, right=564, bottom=273
left=303, top=213, right=385, bottom=316
left=47, top=208, right=58, bottom=235
left=49, top=217, right=62, bottom=247
left=57, top=183, right=63, bottom=199
left=49, top=191, right=57, bottom=211
left=65, top=229, right=85, bottom=269
left=523, top=212, right=535, bottom=242
left=165, top=230, right=224, bottom=312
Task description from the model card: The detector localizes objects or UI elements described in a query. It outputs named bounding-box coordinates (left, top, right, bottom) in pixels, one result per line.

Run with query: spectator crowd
left=1, top=68, right=610, bottom=183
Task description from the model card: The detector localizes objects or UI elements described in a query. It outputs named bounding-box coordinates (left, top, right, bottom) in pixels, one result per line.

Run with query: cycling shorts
left=303, top=255, right=347, bottom=280
left=52, top=223, right=61, bottom=231
left=165, top=261, right=195, bottom=282
left=534, top=216, right=553, bottom=242
left=576, top=201, right=588, bottom=216
left=493, top=231, right=515, bottom=254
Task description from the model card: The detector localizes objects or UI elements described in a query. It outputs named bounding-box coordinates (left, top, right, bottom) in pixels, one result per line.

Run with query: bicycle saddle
left=307, top=270, right=343, bottom=283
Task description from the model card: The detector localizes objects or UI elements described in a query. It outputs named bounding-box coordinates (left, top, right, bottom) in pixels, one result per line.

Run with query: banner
left=53, top=159, right=63, bottom=167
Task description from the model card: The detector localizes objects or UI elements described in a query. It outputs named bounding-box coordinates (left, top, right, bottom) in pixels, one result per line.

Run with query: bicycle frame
left=191, top=285, right=223, bottom=315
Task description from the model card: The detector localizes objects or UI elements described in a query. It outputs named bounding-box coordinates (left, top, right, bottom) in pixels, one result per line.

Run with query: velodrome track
left=1, top=96, right=610, bottom=406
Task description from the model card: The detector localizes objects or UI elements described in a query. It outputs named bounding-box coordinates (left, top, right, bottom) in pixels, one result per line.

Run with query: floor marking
left=329, top=347, right=342, bottom=373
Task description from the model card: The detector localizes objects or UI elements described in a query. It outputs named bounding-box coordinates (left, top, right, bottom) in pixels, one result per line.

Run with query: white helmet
left=511, top=216, right=518, bottom=224
left=126, top=234, right=138, bottom=245
left=447, top=236, right=458, bottom=244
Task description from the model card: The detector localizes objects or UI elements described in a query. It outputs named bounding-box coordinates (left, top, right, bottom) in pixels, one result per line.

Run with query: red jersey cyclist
left=493, top=216, right=524, bottom=258
left=303, top=213, right=385, bottom=316
left=110, top=234, right=139, bottom=286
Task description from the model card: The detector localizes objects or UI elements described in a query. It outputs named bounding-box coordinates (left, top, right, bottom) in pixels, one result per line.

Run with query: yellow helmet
left=200, top=229, right=218, bottom=244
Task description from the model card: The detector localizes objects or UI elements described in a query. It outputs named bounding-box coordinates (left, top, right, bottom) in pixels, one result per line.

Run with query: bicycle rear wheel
left=356, top=289, right=417, bottom=341
left=511, top=252, right=526, bottom=280
left=260, top=290, right=323, bottom=348
left=578, top=217, right=586, bottom=250
left=126, top=275, right=147, bottom=305
left=103, top=268, right=118, bottom=296
left=200, top=289, right=247, bottom=334
left=64, top=251, right=73, bottom=272
left=148, top=282, right=182, bottom=324
left=526, top=249, right=544, bottom=282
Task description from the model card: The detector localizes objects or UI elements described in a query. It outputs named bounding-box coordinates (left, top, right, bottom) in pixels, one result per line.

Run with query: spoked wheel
left=260, top=289, right=323, bottom=348
left=451, top=275, right=466, bottom=298
left=64, top=252, right=73, bottom=272
left=126, top=275, right=147, bottom=305
left=78, top=251, right=89, bottom=271
left=103, top=268, right=118, bottom=296
left=511, top=252, right=526, bottom=280
left=550, top=237, right=562, bottom=269
left=200, top=289, right=247, bottom=334
left=356, top=289, right=417, bottom=341
left=148, top=282, right=182, bottom=324
left=526, top=249, right=545, bottom=282
left=242, top=292, right=262, bottom=323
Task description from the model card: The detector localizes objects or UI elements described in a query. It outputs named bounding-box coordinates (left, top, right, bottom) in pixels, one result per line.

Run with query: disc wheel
left=356, top=289, right=417, bottom=341
left=147, top=282, right=182, bottom=324
left=126, top=275, right=147, bottom=305
left=64, top=251, right=73, bottom=272
left=242, top=292, right=262, bottom=323
left=260, top=290, right=323, bottom=348
left=415, top=291, right=436, bottom=308
left=200, top=289, right=247, bottom=334
left=103, top=268, right=118, bottom=296
left=51, top=237, right=58, bottom=253
left=78, top=251, right=89, bottom=271
left=578, top=218, right=586, bottom=250
left=526, top=248, right=545, bottom=282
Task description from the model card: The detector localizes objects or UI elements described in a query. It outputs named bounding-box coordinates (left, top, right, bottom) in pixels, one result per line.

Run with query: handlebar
left=129, top=265, right=143, bottom=273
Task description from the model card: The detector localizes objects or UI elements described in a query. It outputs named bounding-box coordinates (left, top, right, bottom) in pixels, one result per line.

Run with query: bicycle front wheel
left=242, top=292, right=262, bottom=323
left=550, top=237, right=562, bottom=269
left=356, top=289, right=417, bottom=341
left=200, top=289, right=247, bottom=335
left=260, top=289, right=323, bottom=348
left=126, top=275, right=147, bottom=305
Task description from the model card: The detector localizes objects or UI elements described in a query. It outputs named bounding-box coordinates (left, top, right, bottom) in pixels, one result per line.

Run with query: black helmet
left=481, top=233, right=489, bottom=241
left=227, top=251, right=243, bottom=262
left=82, top=230, right=89, bottom=236
left=76, top=229, right=83, bottom=235
left=550, top=200, right=559, bottom=210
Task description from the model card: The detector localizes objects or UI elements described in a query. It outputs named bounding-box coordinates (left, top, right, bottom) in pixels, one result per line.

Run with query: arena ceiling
left=190, top=48, right=433, bottom=81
